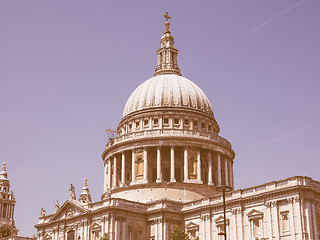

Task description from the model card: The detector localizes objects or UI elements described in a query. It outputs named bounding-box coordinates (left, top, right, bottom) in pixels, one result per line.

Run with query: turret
left=0, top=162, right=18, bottom=238
left=78, top=178, right=92, bottom=204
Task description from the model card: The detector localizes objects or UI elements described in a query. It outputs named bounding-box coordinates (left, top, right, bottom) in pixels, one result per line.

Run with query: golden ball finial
left=2, top=162, right=6, bottom=171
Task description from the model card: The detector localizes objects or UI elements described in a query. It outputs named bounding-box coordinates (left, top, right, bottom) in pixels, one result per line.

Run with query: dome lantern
left=154, top=12, right=181, bottom=76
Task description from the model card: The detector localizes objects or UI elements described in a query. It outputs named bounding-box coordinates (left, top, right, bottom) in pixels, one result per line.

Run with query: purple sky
left=0, top=0, right=319, bottom=236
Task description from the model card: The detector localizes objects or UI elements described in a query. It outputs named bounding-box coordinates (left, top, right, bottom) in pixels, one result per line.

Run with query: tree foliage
left=170, top=226, right=190, bottom=240
left=100, top=233, right=110, bottom=240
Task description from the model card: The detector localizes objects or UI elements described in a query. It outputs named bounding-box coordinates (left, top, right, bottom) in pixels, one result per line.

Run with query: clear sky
left=0, top=0, right=319, bottom=236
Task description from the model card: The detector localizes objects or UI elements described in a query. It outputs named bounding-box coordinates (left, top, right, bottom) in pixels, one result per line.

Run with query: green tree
left=170, top=226, right=190, bottom=240
left=100, top=233, right=110, bottom=240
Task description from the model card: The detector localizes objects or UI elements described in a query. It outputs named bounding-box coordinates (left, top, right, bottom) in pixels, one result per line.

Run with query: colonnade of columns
left=0, top=202, right=14, bottom=219
left=104, top=146, right=234, bottom=192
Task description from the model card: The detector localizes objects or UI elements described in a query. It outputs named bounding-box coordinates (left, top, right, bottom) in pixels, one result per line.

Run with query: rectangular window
left=163, top=118, right=169, bottom=125
left=153, top=118, right=159, bottom=126
left=174, top=118, right=180, bottom=125
left=135, top=121, right=140, bottom=129
left=252, top=219, right=260, bottom=237
left=201, top=122, right=206, bottom=129
left=281, top=212, right=290, bottom=232
left=184, top=119, right=189, bottom=125
left=144, top=119, right=149, bottom=126
left=194, top=120, right=198, bottom=127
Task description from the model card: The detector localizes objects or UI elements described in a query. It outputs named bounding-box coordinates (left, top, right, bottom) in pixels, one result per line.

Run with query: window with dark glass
left=194, top=120, right=198, bottom=127
left=153, top=118, right=159, bottom=125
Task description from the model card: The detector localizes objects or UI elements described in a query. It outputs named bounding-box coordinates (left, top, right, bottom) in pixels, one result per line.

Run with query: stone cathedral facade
left=35, top=14, right=320, bottom=240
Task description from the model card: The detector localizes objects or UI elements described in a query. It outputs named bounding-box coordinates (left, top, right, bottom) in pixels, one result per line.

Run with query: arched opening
left=67, top=230, right=75, bottom=240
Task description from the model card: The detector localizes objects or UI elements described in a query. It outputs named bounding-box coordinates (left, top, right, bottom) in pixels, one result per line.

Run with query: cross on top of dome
left=164, top=12, right=171, bottom=34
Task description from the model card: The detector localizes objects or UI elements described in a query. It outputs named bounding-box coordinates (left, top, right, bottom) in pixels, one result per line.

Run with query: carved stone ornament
left=66, top=207, right=75, bottom=218
left=293, top=196, right=300, bottom=203
left=231, top=208, right=241, bottom=215
left=69, top=184, right=76, bottom=200
left=40, top=208, right=46, bottom=217
left=287, top=197, right=294, bottom=204
left=201, top=214, right=210, bottom=221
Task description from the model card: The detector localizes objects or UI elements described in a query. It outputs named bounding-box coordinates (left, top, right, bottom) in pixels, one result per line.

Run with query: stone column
left=225, top=158, right=229, bottom=186
left=312, top=202, right=319, bottom=240
left=197, top=149, right=201, bottom=182
left=271, top=201, right=280, bottom=239
left=131, top=149, right=136, bottom=184
left=122, top=219, right=126, bottom=240
left=108, top=159, right=112, bottom=190
left=288, top=198, right=296, bottom=239
left=208, top=151, right=213, bottom=185
left=121, top=152, right=125, bottom=187
left=110, top=214, right=114, bottom=240
left=104, top=161, right=108, bottom=192
left=306, top=200, right=314, bottom=240
left=113, top=155, right=117, bottom=189
left=231, top=210, right=237, bottom=240
left=230, top=161, right=234, bottom=189
left=170, top=146, right=176, bottom=182
left=114, top=217, right=118, bottom=240
left=265, top=202, right=273, bottom=240
left=144, top=147, right=148, bottom=182
left=156, top=146, right=162, bottom=183
left=217, top=153, right=222, bottom=186
left=294, top=197, right=303, bottom=240
left=184, top=147, right=189, bottom=182
left=163, top=218, right=167, bottom=240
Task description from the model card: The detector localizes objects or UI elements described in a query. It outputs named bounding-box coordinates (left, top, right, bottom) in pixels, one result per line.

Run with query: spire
left=3, top=162, right=6, bottom=171
left=154, top=12, right=181, bottom=76
left=79, top=178, right=92, bottom=204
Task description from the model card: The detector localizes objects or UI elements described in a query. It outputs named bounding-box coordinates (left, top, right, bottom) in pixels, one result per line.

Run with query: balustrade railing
left=107, top=128, right=232, bottom=148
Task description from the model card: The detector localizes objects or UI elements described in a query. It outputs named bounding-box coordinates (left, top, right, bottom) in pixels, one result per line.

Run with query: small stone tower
left=0, top=162, right=18, bottom=238
left=78, top=178, right=92, bottom=204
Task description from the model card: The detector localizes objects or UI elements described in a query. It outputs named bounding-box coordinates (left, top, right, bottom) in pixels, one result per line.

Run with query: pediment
left=186, top=222, right=199, bottom=230
left=247, top=209, right=263, bottom=219
left=215, top=215, right=229, bottom=226
left=129, top=223, right=142, bottom=231
left=50, top=200, right=88, bottom=222
left=91, top=222, right=101, bottom=231
left=44, top=232, right=51, bottom=239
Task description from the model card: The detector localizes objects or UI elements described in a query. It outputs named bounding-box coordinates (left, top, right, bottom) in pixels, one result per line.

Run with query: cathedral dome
left=122, top=74, right=214, bottom=118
